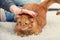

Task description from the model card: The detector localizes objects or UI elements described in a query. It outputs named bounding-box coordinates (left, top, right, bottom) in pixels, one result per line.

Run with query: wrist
left=10, top=5, right=18, bottom=13
left=9, top=5, right=21, bottom=14
left=10, top=5, right=15, bottom=12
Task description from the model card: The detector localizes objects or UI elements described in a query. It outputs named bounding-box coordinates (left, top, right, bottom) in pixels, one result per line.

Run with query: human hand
left=10, top=5, right=37, bottom=17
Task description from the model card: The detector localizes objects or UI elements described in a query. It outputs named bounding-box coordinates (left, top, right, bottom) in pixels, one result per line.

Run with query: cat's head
left=16, top=14, right=38, bottom=31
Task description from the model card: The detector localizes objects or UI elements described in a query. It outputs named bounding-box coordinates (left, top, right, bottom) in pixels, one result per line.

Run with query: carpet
left=0, top=11, right=60, bottom=40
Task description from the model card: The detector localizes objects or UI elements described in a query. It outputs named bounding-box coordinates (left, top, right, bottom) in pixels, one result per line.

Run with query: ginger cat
left=14, top=0, right=60, bottom=37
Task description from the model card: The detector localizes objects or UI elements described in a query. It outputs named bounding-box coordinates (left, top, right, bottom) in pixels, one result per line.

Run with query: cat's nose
left=17, top=26, right=28, bottom=30
left=21, top=27, right=28, bottom=30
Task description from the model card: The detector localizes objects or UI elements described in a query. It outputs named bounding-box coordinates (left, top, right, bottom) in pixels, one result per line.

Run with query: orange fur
left=14, top=0, right=60, bottom=37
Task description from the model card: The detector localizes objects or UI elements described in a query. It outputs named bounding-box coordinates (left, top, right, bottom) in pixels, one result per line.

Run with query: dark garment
left=0, top=0, right=15, bottom=11
left=5, top=11, right=15, bottom=22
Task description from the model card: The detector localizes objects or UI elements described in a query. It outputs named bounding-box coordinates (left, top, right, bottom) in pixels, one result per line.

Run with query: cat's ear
left=56, top=10, right=60, bottom=15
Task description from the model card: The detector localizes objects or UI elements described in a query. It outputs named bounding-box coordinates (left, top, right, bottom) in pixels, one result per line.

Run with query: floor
left=0, top=11, right=60, bottom=40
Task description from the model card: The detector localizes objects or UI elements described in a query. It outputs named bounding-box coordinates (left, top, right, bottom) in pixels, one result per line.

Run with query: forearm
left=9, top=5, right=21, bottom=13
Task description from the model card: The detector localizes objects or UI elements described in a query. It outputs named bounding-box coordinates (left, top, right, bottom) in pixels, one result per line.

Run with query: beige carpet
left=0, top=11, right=60, bottom=40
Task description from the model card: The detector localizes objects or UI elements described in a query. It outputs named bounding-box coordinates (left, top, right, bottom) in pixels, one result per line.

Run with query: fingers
left=21, top=9, right=37, bottom=17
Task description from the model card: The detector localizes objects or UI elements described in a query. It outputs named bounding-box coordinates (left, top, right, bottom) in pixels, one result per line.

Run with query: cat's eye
left=19, top=22, right=21, bottom=23
left=25, top=23, right=27, bottom=24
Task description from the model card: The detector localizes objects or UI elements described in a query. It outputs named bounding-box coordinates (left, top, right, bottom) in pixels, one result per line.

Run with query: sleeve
left=0, top=0, right=15, bottom=11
